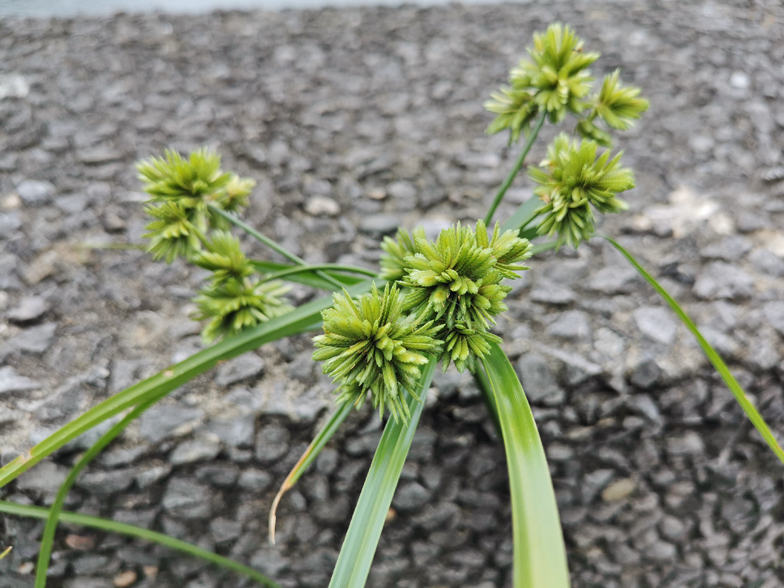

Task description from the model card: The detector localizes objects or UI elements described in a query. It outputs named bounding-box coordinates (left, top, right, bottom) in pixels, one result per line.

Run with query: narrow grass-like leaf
left=251, top=260, right=365, bottom=290
left=481, top=342, right=570, bottom=588
left=605, top=236, right=784, bottom=464
left=0, top=501, right=280, bottom=588
left=269, top=401, right=353, bottom=544
left=0, top=279, right=377, bottom=488
left=35, top=400, right=156, bottom=587
left=0, top=546, right=11, bottom=560
left=529, top=240, right=558, bottom=255
left=501, top=195, right=543, bottom=235
left=473, top=370, right=503, bottom=440
left=328, top=355, right=436, bottom=588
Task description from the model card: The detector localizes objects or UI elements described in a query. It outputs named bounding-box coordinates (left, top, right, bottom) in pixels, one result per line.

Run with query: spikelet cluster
left=529, top=133, right=635, bottom=248
left=313, top=284, right=442, bottom=423
left=138, top=148, right=255, bottom=263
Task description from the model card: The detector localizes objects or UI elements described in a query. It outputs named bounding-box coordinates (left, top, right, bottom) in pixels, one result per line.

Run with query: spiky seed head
left=485, top=23, right=599, bottom=141
left=529, top=133, right=635, bottom=248
left=192, top=230, right=254, bottom=283
left=594, top=70, right=649, bottom=131
left=137, top=148, right=232, bottom=204
left=313, top=283, right=442, bottom=423
left=195, top=278, right=292, bottom=343
left=143, top=201, right=204, bottom=263
left=379, top=226, right=426, bottom=282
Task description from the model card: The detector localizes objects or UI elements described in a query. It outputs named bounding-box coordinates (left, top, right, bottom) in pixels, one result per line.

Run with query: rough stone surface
left=2, top=4, right=784, bottom=588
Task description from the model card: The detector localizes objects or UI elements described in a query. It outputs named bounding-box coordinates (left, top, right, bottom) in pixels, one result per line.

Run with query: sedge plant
left=0, top=22, right=782, bottom=588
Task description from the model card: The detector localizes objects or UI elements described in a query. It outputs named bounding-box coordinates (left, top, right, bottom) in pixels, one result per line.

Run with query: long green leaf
left=328, top=356, right=436, bottom=588
left=481, top=343, right=570, bottom=588
left=251, top=260, right=366, bottom=290
left=0, top=501, right=280, bottom=588
left=269, top=401, right=353, bottom=544
left=0, top=279, right=377, bottom=488
left=605, top=236, right=784, bottom=464
left=500, top=196, right=543, bottom=235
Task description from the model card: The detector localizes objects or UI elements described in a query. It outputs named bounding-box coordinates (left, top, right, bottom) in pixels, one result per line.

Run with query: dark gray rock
left=237, top=468, right=272, bottom=492
left=393, top=482, right=432, bottom=513
left=582, top=469, right=614, bottom=504
left=255, top=422, right=290, bottom=463
left=749, top=249, right=784, bottom=277
left=161, top=478, right=214, bottom=519
left=76, top=468, right=138, bottom=496
left=542, top=348, right=602, bottom=386
left=195, top=463, right=240, bottom=488
left=762, top=301, right=784, bottom=337
left=700, top=235, right=752, bottom=261
left=15, top=461, right=68, bottom=495
left=693, top=262, right=754, bottom=300
left=516, top=353, right=565, bottom=405
left=586, top=266, right=638, bottom=294
left=667, top=432, right=705, bottom=456
left=0, top=366, right=41, bottom=394
left=630, top=358, right=662, bottom=389
left=529, top=280, right=577, bottom=305
left=16, top=179, right=55, bottom=205
left=210, top=517, right=242, bottom=543
left=359, top=214, right=399, bottom=235
left=250, top=549, right=290, bottom=576
left=215, top=353, right=265, bottom=387
left=139, top=404, right=204, bottom=443
left=7, top=295, right=49, bottom=323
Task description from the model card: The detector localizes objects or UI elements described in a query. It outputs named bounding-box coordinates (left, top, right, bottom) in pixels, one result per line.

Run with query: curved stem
left=35, top=399, right=157, bottom=587
left=484, top=111, right=547, bottom=226
left=259, top=264, right=378, bottom=285
left=207, top=204, right=344, bottom=290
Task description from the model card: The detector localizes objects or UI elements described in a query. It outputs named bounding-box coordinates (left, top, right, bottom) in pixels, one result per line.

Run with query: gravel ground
left=1, top=1, right=784, bottom=586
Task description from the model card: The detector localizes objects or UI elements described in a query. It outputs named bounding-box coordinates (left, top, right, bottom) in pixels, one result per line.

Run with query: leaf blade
left=328, top=355, right=437, bottom=588
left=604, top=236, right=784, bottom=464
left=482, top=342, right=570, bottom=588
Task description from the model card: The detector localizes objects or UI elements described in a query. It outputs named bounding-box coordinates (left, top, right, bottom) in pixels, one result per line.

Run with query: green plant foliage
left=192, top=230, right=255, bottom=283
left=593, top=69, right=649, bottom=131
left=393, top=220, right=531, bottom=371
left=195, top=279, right=293, bottom=343
left=313, top=283, right=442, bottom=423
left=379, top=226, right=426, bottom=281
left=529, top=133, right=635, bottom=247
left=485, top=23, right=599, bottom=141
left=143, top=201, right=204, bottom=263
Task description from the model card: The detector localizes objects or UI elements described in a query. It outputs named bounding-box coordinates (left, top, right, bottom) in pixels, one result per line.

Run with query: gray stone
left=139, top=404, right=204, bottom=443
left=16, top=179, right=55, bottom=206
left=700, top=235, right=752, bottom=261
left=304, top=195, right=340, bottom=216
left=0, top=366, right=41, bottom=394
left=75, top=468, right=138, bottom=496
left=7, top=296, right=49, bottom=323
left=633, top=306, right=678, bottom=345
left=660, top=515, right=688, bottom=541
left=0, top=212, right=22, bottom=235
left=630, top=358, right=662, bottom=389
left=529, top=280, right=576, bottom=305
left=586, top=266, right=638, bottom=294
left=749, top=249, right=784, bottom=277
left=693, top=262, right=754, bottom=300
left=8, top=322, right=57, bottom=353
left=206, top=414, right=255, bottom=447
left=762, top=301, right=784, bottom=337
left=582, top=469, right=614, bottom=504
left=237, top=468, right=272, bottom=492
left=545, top=310, right=591, bottom=341
left=250, top=549, right=290, bottom=576
left=135, top=465, right=172, bottom=489
left=215, top=353, right=265, bottom=387
left=646, top=541, right=677, bottom=563
left=195, top=463, right=240, bottom=487
left=16, top=461, right=68, bottom=495
left=359, top=214, right=399, bottom=235
left=109, top=359, right=142, bottom=394
left=667, top=431, right=705, bottom=456
left=627, top=394, right=662, bottom=423
left=542, top=348, right=602, bottom=386
left=393, top=482, right=432, bottom=513
left=63, top=579, right=111, bottom=588
left=210, top=517, right=242, bottom=543
left=516, top=353, right=565, bottom=405
left=55, top=193, right=90, bottom=214
left=255, top=422, right=290, bottom=463
left=169, top=436, right=221, bottom=465
left=161, top=478, right=214, bottom=519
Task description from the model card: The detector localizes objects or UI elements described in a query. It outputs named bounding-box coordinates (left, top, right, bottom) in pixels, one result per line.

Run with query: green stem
left=484, top=111, right=547, bottom=226
left=35, top=401, right=156, bottom=587
left=207, top=204, right=344, bottom=290
left=259, top=264, right=378, bottom=284
left=0, top=501, right=281, bottom=588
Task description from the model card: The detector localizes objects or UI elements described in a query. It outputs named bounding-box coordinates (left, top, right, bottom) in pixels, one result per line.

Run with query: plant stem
left=207, top=203, right=344, bottom=290
left=484, top=111, right=547, bottom=226
left=259, top=264, right=378, bottom=284
left=0, top=501, right=281, bottom=588
left=35, top=401, right=156, bottom=587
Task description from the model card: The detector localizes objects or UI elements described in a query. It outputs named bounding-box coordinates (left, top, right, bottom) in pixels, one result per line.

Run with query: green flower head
left=192, top=230, right=254, bottom=283
left=313, top=283, right=442, bottom=423
left=593, top=69, right=649, bottom=131
left=143, top=201, right=204, bottom=263
left=137, top=148, right=232, bottom=205
left=195, top=279, right=292, bottom=343
left=486, top=23, right=599, bottom=141
left=529, top=133, right=635, bottom=248
left=379, top=226, right=426, bottom=282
